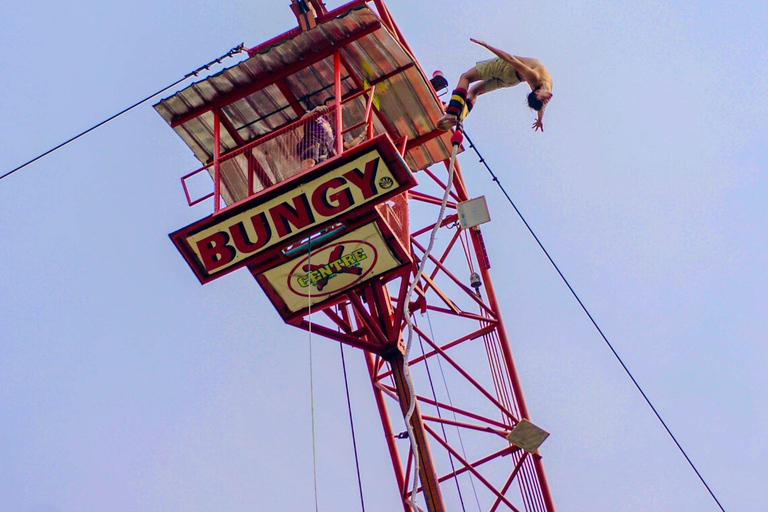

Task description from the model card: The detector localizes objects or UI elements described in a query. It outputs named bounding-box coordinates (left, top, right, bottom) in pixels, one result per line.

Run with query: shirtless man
left=437, top=39, right=553, bottom=132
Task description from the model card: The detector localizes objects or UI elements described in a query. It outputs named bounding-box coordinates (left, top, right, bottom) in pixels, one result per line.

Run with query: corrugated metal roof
left=154, top=3, right=454, bottom=203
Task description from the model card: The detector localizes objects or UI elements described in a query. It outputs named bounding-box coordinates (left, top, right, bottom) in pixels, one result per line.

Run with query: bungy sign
left=171, top=147, right=407, bottom=282
left=261, top=223, right=401, bottom=313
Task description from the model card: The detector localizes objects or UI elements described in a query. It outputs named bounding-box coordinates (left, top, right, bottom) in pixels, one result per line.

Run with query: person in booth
left=296, top=96, right=367, bottom=169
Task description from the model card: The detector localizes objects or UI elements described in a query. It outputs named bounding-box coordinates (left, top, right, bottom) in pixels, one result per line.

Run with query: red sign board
left=170, top=137, right=415, bottom=284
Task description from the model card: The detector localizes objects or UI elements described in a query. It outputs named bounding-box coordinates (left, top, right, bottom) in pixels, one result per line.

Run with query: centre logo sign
left=170, top=147, right=410, bottom=283
left=260, top=222, right=402, bottom=314
left=292, top=245, right=371, bottom=293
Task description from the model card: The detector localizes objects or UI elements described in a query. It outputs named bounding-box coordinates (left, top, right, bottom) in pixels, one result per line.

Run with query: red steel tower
left=155, top=1, right=556, bottom=510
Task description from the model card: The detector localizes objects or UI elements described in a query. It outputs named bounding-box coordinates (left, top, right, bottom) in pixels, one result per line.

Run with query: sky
left=1, top=0, right=767, bottom=511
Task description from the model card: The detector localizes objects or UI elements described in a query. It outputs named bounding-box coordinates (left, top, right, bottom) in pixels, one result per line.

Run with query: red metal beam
left=418, top=273, right=460, bottom=314
left=412, top=324, right=518, bottom=423
left=425, top=304, right=499, bottom=324
left=371, top=0, right=414, bottom=57
left=275, top=79, right=306, bottom=118
left=427, top=228, right=462, bottom=285
left=403, top=393, right=512, bottom=432
left=405, top=129, right=445, bottom=152
left=386, top=351, right=445, bottom=512
left=421, top=167, right=462, bottom=203
left=433, top=445, right=519, bottom=485
left=408, top=190, right=457, bottom=209
left=294, top=320, right=382, bottom=353
left=378, top=323, right=497, bottom=376
left=369, top=62, right=416, bottom=86
left=371, top=280, right=396, bottom=343
left=410, top=214, right=458, bottom=238
left=411, top=236, right=497, bottom=317
left=218, top=110, right=246, bottom=145
left=389, top=271, right=411, bottom=345
left=334, top=52, right=344, bottom=155
left=419, top=414, right=507, bottom=438
left=322, top=307, right=353, bottom=333
left=348, top=292, right=390, bottom=347
left=213, top=108, right=221, bottom=212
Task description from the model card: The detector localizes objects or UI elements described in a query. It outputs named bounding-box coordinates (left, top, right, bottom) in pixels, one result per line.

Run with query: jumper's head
left=527, top=87, right=553, bottom=111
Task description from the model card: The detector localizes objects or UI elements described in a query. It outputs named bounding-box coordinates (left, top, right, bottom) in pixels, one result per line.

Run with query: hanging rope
left=307, top=242, right=320, bottom=512
left=339, top=343, right=367, bottom=512
left=402, top=128, right=464, bottom=511
left=0, top=44, right=246, bottom=183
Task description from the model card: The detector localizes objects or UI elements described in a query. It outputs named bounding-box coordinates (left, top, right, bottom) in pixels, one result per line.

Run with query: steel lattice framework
left=157, top=1, right=556, bottom=510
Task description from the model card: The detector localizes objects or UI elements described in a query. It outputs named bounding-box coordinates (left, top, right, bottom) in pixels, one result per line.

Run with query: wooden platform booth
left=156, top=0, right=454, bottom=336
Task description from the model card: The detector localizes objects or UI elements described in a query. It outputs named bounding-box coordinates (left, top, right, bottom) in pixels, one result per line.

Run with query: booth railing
left=180, top=86, right=377, bottom=214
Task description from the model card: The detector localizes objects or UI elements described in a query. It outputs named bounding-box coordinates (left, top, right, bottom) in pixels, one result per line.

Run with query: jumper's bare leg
left=437, top=67, right=483, bottom=130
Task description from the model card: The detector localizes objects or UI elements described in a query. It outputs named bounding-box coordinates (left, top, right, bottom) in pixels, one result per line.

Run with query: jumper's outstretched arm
left=470, top=39, right=539, bottom=84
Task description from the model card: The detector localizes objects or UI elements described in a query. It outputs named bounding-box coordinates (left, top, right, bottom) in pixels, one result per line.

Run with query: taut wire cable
left=461, top=129, right=726, bottom=512
left=339, top=342, right=367, bottom=512
left=0, top=44, right=245, bottom=183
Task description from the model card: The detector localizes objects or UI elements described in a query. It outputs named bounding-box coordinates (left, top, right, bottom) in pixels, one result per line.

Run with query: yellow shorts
left=476, top=58, right=523, bottom=92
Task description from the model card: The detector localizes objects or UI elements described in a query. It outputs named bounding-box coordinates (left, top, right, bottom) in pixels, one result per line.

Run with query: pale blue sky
left=1, top=1, right=766, bottom=511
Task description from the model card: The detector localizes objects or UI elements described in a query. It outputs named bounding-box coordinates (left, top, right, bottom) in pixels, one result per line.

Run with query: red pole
left=213, top=108, right=221, bottom=213
left=365, top=352, right=410, bottom=512
left=247, top=156, right=254, bottom=197
left=386, top=351, right=446, bottom=512
left=365, top=86, right=375, bottom=139
left=372, top=0, right=416, bottom=58
left=334, top=51, right=343, bottom=155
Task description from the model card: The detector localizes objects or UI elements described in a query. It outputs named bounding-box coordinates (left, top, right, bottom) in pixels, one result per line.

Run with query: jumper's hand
left=532, top=119, right=544, bottom=132
left=470, top=38, right=489, bottom=48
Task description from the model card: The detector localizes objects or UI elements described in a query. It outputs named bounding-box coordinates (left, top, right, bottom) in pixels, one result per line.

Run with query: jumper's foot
left=436, top=113, right=458, bottom=131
